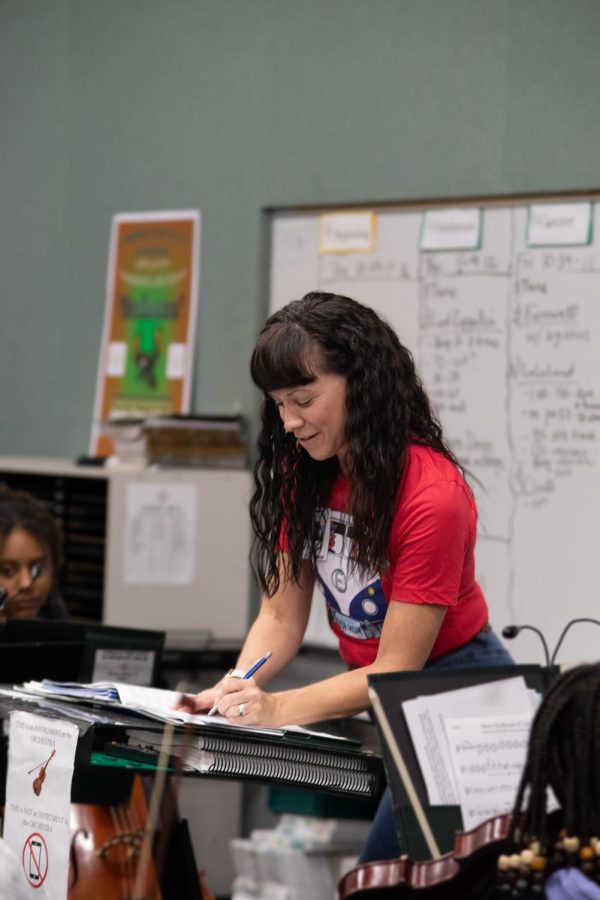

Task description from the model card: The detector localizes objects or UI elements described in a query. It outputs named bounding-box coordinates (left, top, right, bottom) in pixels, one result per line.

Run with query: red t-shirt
left=313, top=444, right=489, bottom=667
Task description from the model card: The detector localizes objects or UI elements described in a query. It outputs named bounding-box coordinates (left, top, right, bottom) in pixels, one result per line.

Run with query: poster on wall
left=90, top=210, right=201, bottom=457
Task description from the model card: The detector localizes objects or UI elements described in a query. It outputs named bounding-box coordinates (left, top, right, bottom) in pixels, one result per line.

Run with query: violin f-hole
left=69, top=827, right=90, bottom=889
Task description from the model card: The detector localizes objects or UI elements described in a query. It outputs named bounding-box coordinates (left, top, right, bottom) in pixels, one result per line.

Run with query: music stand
left=367, top=665, right=558, bottom=860
left=0, top=620, right=165, bottom=686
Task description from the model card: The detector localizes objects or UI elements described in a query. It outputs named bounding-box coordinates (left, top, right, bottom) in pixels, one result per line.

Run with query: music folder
left=368, top=664, right=559, bottom=860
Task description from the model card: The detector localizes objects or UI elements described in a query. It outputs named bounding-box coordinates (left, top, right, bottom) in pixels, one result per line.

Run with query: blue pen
left=207, top=650, right=273, bottom=716
left=242, top=650, right=273, bottom=680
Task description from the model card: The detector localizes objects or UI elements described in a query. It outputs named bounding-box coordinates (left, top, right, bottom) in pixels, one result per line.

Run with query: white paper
left=113, top=683, right=285, bottom=735
left=3, top=712, right=78, bottom=900
left=402, top=676, right=539, bottom=805
left=91, top=648, right=155, bottom=686
left=124, top=481, right=196, bottom=584
left=420, top=207, right=482, bottom=251
left=445, top=713, right=532, bottom=830
left=166, top=342, right=185, bottom=378
left=106, top=341, right=127, bottom=376
left=527, top=202, right=592, bottom=246
left=319, top=211, right=376, bottom=254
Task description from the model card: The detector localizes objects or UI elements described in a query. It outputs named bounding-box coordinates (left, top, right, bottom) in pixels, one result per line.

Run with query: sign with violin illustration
left=4, top=711, right=78, bottom=900
left=90, top=210, right=201, bottom=457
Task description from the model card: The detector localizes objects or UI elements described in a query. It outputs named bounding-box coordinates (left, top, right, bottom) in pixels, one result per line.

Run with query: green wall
left=2, top=0, right=600, bottom=456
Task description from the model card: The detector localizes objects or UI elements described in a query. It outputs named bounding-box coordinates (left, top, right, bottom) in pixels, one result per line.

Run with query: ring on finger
left=239, top=702, right=245, bottom=717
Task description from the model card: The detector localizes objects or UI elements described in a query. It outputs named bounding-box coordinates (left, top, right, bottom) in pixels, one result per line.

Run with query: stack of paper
left=17, top=680, right=283, bottom=735
left=15, top=680, right=354, bottom=743
left=25, top=681, right=120, bottom=701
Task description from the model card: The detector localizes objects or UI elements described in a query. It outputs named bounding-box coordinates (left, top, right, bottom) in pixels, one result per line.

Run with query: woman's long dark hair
left=509, top=663, right=600, bottom=850
left=250, top=292, right=458, bottom=596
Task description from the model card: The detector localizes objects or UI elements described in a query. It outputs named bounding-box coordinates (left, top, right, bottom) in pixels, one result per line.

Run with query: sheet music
left=444, top=714, right=532, bottom=830
left=402, top=676, right=539, bottom=805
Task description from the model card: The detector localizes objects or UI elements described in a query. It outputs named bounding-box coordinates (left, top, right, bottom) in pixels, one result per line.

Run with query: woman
left=180, top=291, right=512, bottom=860
left=0, top=487, right=68, bottom=621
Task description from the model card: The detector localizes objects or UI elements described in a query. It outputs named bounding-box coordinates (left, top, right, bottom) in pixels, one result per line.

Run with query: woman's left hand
left=212, top=675, right=280, bottom=727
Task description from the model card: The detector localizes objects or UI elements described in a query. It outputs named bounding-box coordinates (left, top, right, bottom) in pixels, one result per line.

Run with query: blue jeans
left=357, top=629, right=514, bottom=864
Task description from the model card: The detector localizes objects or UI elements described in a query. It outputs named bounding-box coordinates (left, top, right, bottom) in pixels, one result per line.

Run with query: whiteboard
left=269, top=200, right=600, bottom=665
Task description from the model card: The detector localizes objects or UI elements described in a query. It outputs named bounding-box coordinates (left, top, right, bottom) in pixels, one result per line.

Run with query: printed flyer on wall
left=90, top=210, right=201, bottom=457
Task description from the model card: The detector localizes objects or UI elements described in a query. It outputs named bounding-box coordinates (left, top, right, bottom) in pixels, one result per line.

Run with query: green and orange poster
left=90, top=211, right=201, bottom=456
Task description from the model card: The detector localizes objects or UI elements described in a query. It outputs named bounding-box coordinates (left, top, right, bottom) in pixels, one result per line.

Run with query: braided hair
left=510, top=663, right=600, bottom=850
left=249, top=291, right=459, bottom=595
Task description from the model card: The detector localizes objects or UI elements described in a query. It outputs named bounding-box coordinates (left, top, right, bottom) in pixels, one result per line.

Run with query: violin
left=338, top=811, right=512, bottom=899
left=29, top=749, right=55, bottom=797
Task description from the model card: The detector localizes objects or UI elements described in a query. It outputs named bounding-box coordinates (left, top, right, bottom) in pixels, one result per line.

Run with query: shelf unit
left=0, top=458, right=252, bottom=638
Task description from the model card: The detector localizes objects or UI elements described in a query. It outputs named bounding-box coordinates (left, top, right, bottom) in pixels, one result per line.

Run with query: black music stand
left=0, top=619, right=165, bottom=686
left=368, top=664, right=559, bottom=860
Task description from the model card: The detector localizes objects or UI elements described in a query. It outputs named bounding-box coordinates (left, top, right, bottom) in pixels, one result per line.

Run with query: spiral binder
left=206, top=751, right=375, bottom=795
left=197, top=733, right=367, bottom=769
left=127, top=727, right=381, bottom=799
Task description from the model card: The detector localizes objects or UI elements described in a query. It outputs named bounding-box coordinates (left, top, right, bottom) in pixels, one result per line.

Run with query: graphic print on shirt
left=315, top=510, right=387, bottom=641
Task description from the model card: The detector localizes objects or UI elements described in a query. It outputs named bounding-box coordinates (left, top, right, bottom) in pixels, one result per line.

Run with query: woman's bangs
left=251, top=325, right=316, bottom=393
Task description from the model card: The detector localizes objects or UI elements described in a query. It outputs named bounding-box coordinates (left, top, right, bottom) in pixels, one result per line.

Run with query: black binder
left=118, top=721, right=383, bottom=800
left=368, top=664, right=559, bottom=860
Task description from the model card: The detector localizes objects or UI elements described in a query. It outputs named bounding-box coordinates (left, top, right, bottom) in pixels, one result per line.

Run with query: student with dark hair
left=0, top=488, right=68, bottom=621
left=497, top=662, right=600, bottom=899
left=179, top=291, right=512, bottom=860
